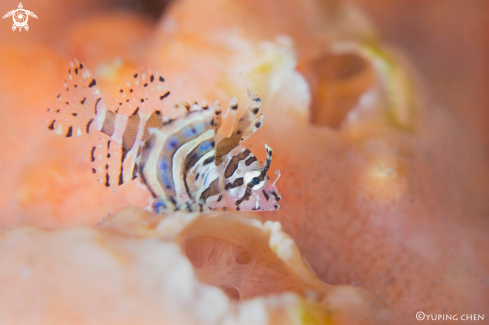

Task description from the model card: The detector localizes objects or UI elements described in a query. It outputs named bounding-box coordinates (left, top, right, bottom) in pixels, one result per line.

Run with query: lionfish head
left=216, top=144, right=281, bottom=212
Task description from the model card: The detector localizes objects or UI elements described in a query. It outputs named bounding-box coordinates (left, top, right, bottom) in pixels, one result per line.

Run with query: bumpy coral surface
left=0, top=208, right=386, bottom=324
left=0, top=0, right=488, bottom=324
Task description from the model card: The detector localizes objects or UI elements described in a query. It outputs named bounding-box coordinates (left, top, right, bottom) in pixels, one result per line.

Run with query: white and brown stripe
left=138, top=109, right=218, bottom=212
left=92, top=69, right=172, bottom=187
left=47, top=60, right=282, bottom=212
left=47, top=61, right=173, bottom=187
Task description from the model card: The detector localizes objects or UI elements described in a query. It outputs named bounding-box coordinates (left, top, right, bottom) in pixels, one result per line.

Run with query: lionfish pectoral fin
left=91, top=136, right=139, bottom=188
left=46, top=59, right=106, bottom=138
left=112, top=67, right=171, bottom=119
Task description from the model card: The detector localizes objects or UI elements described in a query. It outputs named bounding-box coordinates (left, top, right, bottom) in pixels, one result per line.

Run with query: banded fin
left=46, top=59, right=106, bottom=138
left=95, top=67, right=176, bottom=187
left=215, top=95, right=264, bottom=164
left=91, top=137, right=139, bottom=187
left=231, top=99, right=264, bottom=142
left=112, top=68, right=172, bottom=120
left=213, top=100, right=222, bottom=133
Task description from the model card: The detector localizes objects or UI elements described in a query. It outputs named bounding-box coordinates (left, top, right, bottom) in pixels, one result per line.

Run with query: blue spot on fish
left=159, top=160, right=169, bottom=172
left=182, top=126, right=198, bottom=138
left=186, top=122, right=205, bottom=136
left=200, top=142, right=211, bottom=152
left=152, top=200, right=165, bottom=213
left=152, top=200, right=164, bottom=208
left=162, top=173, right=173, bottom=190
left=167, top=138, right=178, bottom=150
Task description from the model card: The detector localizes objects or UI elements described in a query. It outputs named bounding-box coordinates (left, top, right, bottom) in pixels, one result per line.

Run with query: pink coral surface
left=0, top=0, right=488, bottom=324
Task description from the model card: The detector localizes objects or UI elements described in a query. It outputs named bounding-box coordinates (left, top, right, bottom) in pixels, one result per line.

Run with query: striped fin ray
left=93, top=67, right=175, bottom=188
left=230, top=99, right=264, bottom=142
left=90, top=137, right=139, bottom=187
left=91, top=105, right=170, bottom=189
left=112, top=68, right=172, bottom=120
left=46, top=59, right=106, bottom=138
left=213, top=100, right=222, bottom=133
left=215, top=97, right=264, bottom=164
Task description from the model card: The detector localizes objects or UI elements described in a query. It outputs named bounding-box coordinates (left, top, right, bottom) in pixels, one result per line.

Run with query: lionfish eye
left=244, top=170, right=266, bottom=190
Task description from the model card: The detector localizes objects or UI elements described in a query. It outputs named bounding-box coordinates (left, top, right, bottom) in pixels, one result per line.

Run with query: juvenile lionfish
left=46, top=60, right=281, bottom=212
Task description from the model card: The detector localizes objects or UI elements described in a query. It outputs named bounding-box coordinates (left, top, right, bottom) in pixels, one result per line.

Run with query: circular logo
left=13, top=10, right=27, bottom=26
left=416, top=311, right=426, bottom=321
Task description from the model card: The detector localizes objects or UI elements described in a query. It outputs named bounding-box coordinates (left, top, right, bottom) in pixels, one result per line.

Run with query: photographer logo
left=3, top=3, right=38, bottom=32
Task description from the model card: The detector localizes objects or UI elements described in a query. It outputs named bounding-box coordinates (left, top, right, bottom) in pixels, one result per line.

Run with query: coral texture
left=0, top=0, right=488, bottom=324
left=0, top=208, right=386, bottom=324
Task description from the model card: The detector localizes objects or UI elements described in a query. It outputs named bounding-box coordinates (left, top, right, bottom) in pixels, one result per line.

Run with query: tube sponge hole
left=308, top=53, right=375, bottom=128
left=234, top=247, right=252, bottom=264
left=179, top=217, right=314, bottom=301
left=222, top=287, right=240, bottom=300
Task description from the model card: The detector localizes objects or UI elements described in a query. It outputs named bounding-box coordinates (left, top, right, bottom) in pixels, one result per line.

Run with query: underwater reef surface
left=0, top=208, right=385, bottom=324
left=0, top=0, right=488, bottom=324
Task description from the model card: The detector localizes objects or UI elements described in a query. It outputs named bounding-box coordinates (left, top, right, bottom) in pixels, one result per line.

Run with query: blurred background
left=0, top=0, right=488, bottom=322
left=1, top=0, right=487, bottom=145
left=353, top=0, right=489, bottom=149
left=2, top=0, right=488, bottom=226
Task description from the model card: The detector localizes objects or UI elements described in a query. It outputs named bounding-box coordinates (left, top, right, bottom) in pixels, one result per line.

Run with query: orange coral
left=0, top=0, right=488, bottom=324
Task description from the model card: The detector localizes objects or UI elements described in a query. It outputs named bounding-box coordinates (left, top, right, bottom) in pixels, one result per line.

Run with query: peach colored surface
left=0, top=0, right=488, bottom=324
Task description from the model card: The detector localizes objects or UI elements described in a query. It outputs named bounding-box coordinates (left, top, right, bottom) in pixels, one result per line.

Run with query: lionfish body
left=46, top=60, right=281, bottom=212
